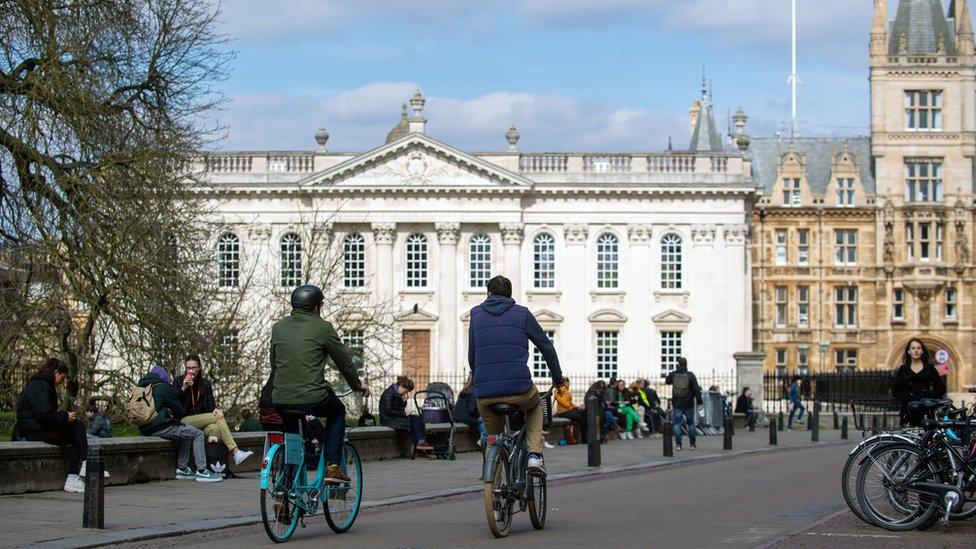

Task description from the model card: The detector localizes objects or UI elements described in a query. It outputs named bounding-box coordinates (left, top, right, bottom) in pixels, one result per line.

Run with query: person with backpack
left=173, top=354, right=253, bottom=466
left=13, top=358, right=90, bottom=493
left=130, top=364, right=222, bottom=482
left=665, top=357, right=702, bottom=451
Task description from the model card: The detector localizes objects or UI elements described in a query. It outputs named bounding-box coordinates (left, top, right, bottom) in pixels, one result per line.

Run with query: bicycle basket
left=540, top=391, right=553, bottom=429
left=849, top=397, right=901, bottom=431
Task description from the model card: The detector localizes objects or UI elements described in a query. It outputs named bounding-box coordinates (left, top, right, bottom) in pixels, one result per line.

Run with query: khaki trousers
left=477, top=387, right=543, bottom=454
left=182, top=413, right=237, bottom=452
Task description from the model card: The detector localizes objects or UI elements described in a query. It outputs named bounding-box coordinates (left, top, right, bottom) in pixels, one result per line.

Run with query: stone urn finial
left=314, top=124, right=329, bottom=151
left=506, top=124, right=520, bottom=152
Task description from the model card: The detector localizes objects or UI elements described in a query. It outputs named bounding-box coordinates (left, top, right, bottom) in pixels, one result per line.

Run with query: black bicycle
left=482, top=390, right=553, bottom=538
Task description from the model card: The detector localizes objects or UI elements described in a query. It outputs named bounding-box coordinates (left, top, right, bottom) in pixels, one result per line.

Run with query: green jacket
left=136, top=372, right=185, bottom=435
left=270, top=309, right=362, bottom=405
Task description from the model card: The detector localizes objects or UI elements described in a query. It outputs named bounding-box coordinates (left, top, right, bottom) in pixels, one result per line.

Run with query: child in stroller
left=413, top=382, right=457, bottom=460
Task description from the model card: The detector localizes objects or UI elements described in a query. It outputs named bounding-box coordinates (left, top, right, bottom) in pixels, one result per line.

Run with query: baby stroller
left=413, top=382, right=457, bottom=460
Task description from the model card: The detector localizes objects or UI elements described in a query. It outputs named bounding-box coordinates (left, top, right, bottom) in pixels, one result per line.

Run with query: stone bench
left=0, top=418, right=572, bottom=494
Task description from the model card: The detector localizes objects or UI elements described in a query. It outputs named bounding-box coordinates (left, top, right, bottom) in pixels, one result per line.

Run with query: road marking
left=804, top=532, right=900, bottom=539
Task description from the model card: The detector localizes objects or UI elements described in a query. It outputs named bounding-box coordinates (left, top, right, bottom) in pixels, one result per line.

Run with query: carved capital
left=627, top=224, right=653, bottom=245
left=371, top=222, right=396, bottom=245
left=247, top=224, right=272, bottom=242
left=723, top=224, right=749, bottom=244
left=311, top=221, right=334, bottom=241
left=435, top=222, right=460, bottom=245
left=691, top=225, right=717, bottom=245
left=500, top=223, right=524, bottom=246
left=563, top=223, right=588, bottom=244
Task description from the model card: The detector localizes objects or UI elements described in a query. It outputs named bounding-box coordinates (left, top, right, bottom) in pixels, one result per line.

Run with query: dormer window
left=836, top=178, right=855, bottom=206
left=905, top=90, right=942, bottom=131
left=782, top=178, right=801, bottom=206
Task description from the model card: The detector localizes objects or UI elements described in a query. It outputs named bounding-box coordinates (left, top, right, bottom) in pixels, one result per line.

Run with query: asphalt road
left=128, top=443, right=851, bottom=549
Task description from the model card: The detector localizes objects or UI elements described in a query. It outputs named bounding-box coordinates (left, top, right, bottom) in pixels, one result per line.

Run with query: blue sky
left=211, top=0, right=943, bottom=152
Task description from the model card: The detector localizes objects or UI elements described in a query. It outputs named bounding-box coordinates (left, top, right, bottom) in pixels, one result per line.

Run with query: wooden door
left=402, top=329, right=431, bottom=385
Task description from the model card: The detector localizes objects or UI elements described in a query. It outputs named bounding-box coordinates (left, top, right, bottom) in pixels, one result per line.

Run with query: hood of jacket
left=138, top=372, right=166, bottom=387
left=481, top=294, right=516, bottom=316
left=675, top=362, right=688, bottom=374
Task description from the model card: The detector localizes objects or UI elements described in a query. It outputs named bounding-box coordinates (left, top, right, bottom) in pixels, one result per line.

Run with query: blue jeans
left=603, top=410, right=619, bottom=431
left=673, top=407, right=696, bottom=446
left=276, top=391, right=346, bottom=466
left=476, top=418, right=487, bottom=441
left=408, top=415, right=427, bottom=444
left=788, top=400, right=806, bottom=428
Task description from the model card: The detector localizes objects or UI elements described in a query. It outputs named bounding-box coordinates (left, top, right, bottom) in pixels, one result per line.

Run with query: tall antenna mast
left=788, top=0, right=799, bottom=138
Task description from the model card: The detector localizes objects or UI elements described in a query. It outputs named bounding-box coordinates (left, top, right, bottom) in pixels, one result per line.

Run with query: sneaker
left=634, top=429, right=644, bottom=439
left=195, top=469, right=223, bottom=483
left=543, top=441, right=555, bottom=449
left=176, top=467, right=196, bottom=480
left=476, top=438, right=483, bottom=448
left=527, top=455, right=547, bottom=476
left=324, top=464, right=352, bottom=484
left=79, top=461, right=111, bottom=478
left=233, top=449, right=254, bottom=466
left=675, top=444, right=683, bottom=452
left=208, top=435, right=219, bottom=444
left=689, top=443, right=697, bottom=450
left=415, top=441, right=434, bottom=452
left=63, top=475, right=85, bottom=493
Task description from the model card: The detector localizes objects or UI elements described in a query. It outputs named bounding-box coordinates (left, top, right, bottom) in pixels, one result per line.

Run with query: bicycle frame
left=482, top=417, right=530, bottom=510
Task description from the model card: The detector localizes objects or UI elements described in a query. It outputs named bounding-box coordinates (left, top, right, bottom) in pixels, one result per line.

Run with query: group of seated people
left=13, top=356, right=255, bottom=492
left=562, top=377, right=666, bottom=442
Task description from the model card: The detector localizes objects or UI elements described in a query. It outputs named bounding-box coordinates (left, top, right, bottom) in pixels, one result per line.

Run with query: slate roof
left=889, top=0, right=956, bottom=54
left=689, top=98, right=724, bottom=152
left=749, top=137, right=876, bottom=196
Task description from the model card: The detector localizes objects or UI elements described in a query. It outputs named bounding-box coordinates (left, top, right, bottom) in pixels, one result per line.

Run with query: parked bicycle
left=482, top=390, right=553, bottom=538
left=259, top=390, right=363, bottom=543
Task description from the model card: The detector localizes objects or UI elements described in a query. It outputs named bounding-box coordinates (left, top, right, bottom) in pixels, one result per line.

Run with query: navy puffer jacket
left=467, top=295, right=562, bottom=399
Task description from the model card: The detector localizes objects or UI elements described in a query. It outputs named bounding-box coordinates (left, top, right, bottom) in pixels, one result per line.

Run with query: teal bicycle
left=259, top=390, right=363, bottom=542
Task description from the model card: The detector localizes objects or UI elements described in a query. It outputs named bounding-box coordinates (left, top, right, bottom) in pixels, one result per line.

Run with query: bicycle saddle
left=490, top=404, right=521, bottom=415
left=908, top=398, right=952, bottom=412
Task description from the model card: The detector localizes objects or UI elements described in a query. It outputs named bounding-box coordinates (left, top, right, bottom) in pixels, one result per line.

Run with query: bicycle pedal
left=299, top=516, right=307, bottom=528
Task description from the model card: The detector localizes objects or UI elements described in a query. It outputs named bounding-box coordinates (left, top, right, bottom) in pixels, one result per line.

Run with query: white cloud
left=215, top=82, right=689, bottom=152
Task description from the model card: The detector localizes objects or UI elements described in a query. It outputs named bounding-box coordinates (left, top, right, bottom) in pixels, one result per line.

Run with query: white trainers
left=543, top=441, right=555, bottom=449
left=620, top=431, right=631, bottom=440
left=79, top=461, right=110, bottom=478
left=634, top=429, right=644, bottom=439
left=233, top=449, right=254, bottom=466
left=208, top=435, right=219, bottom=444
left=527, top=455, right=547, bottom=476
left=63, top=475, right=85, bottom=493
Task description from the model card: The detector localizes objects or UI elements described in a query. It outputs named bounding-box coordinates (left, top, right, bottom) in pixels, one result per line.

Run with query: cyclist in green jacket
left=271, top=285, right=369, bottom=483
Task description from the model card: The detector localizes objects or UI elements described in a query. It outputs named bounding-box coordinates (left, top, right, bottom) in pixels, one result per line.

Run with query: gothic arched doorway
left=884, top=334, right=962, bottom=392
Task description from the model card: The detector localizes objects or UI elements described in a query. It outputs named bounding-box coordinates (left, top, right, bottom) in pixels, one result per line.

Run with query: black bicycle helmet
left=290, top=284, right=324, bottom=310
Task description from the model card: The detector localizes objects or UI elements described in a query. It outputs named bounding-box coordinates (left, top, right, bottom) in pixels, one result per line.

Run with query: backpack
left=672, top=372, right=692, bottom=399
left=126, top=384, right=159, bottom=426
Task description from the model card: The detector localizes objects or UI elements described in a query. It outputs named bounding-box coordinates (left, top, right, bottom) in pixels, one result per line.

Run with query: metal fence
left=762, top=369, right=894, bottom=414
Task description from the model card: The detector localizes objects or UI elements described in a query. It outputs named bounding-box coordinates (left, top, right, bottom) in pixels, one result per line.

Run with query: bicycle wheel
left=324, top=442, right=363, bottom=533
left=484, top=447, right=512, bottom=538
left=856, top=442, right=942, bottom=531
left=842, top=445, right=874, bottom=525
left=261, top=445, right=301, bottom=543
left=527, top=473, right=547, bottom=530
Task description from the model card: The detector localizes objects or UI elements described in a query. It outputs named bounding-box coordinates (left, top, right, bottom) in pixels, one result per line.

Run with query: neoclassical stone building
left=751, top=0, right=976, bottom=391
left=197, top=89, right=756, bottom=384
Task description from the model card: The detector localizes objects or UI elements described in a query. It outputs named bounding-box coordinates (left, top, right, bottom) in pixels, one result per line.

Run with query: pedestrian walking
left=786, top=376, right=805, bottom=430
left=665, top=357, right=702, bottom=451
left=892, top=337, right=946, bottom=426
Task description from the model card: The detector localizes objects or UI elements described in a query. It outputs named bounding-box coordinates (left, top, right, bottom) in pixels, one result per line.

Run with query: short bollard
left=663, top=420, right=674, bottom=457
left=778, top=411, right=784, bottom=431
left=586, top=395, right=601, bottom=467
left=83, top=446, right=105, bottom=529
left=811, top=409, right=820, bottom=442
left=833, top=411, right=839, bottom=430
left=871, top=415, right=879, bottom=432
left=723, top=416, right=733, bottom=450
left=841, top=416, right=849, bottom=439
left=769, top=419, right=777, bottom=445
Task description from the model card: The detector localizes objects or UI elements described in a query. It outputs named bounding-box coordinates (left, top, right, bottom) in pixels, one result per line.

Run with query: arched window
left=596, top=232, right=619, bottom=289
left=533, top=233, right=556, bottom=289
left=405, top=234, right=428, bottom=288
left=216, top=233, right=240, bottom=288
left=469, top=234, right=492, bottom=289
left=343, top=234, right=365, bottom=288
left=660, top=233, right=683, bottom=289
left=279, top=233, right=302, bottom=287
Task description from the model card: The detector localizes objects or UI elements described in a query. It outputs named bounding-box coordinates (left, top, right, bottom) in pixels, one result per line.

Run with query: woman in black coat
left=14, top=358, right=88, bottom=493
left=378, top=376, right=432, bottom=453
left=893, top=338, right=947, bottom=425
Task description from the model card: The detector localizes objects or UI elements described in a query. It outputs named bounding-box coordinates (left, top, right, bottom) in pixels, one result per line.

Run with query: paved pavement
left=120, top=442, right=853, bottom=548
left=769, top=507, right=976, bottom=548
left=1, top=427, right=849, bottom=548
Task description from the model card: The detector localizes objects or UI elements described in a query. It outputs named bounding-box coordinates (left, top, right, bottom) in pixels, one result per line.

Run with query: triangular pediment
left=395, top=306, right=438, bottom=323
left=652, top=309, right=691, bottom=324
left=300, top=133, right=532, bottom=189
left=533, top=309, right=565, bottom=323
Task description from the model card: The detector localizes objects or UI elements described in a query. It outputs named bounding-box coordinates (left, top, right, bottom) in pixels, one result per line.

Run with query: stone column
left=436, top=222, right=460, bottom=377
left=563, top=224, right=589, bottom=377
left=501, top=223, right=524, bottom=299
left=309, top=221, right=334, bottom=282
left=371, top=223, right=396, bottom=303
left=724, top=225, right=750, bottom=373
left=734, top=352, right=766, bottom=411
left=627, top=224, right=653, bottom=375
